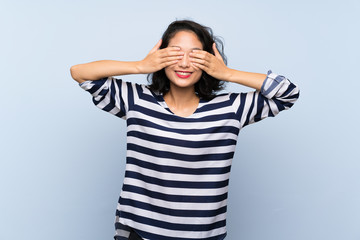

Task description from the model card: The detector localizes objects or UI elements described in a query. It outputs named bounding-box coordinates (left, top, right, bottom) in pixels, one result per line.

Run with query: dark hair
left=147, top=20, right=227, bottom=100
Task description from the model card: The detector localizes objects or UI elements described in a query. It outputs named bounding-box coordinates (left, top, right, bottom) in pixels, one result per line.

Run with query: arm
left=221, top=69, right=266, bottom=91
left=189, top=43, right=267, bottom=90
left=70, top=39, right=184, bottom=84
left=70, top=60, right=140, bottom=84
left=190, top=43, right=299, bottom=127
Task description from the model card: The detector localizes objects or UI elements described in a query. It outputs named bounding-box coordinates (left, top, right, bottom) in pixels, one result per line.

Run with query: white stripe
left=119, top=218, right=226, bottom=239
left=120, top=191, right=227, bottom=210
left=268, top=99, right=279, bottom=115
left=126, top=164, right=230, bottom=182
left=248, top=92, right=259, bottom=125
left=127, top=125, right=238, bottom=141
left=114, top=78, right=122, bottom=111
left=117, top=204, right=226, bottom=225
left=127, top=111, right=239, bottom=130
left=137, top=96, right=236, bottom=120
left=127, top=136, right=236, bottom=155
left=190, top=105, right=236, bottom=119
left=120, top=79, right=129, bottom=112
left=115, top=229, right=130, bottom=238
left=141, top=86, right=230, bottom=105
left=232, top=93, right=241, bottom=115
left=127, top=150, right=233, bottom=168
left=123, top=178, right=228, bottom=196
left=260, top=101, right=269, bottom=120
left=239, top=92, right=255, bottom=127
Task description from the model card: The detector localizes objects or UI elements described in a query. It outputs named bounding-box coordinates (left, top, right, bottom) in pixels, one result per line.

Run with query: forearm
left=224, top=68, right=267, bottom=91
left=70, top=60, right=141, bottom=83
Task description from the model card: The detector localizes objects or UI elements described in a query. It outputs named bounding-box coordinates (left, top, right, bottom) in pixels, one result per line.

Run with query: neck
left=163, top=84, right=200, bottom=117
left=165, top=84, right=198, bottom=106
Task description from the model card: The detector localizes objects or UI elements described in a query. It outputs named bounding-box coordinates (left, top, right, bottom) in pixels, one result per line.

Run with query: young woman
left=70, top=20, right=299, bottom=240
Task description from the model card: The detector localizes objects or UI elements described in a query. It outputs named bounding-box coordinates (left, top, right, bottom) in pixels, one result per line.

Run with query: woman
left=70, top=20, right=299, bottom=240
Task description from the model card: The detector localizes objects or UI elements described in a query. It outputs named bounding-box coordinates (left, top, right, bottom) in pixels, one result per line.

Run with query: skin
left=163, top=31, right=203, bottom=117
left=70, top=30, right=267, bottom=117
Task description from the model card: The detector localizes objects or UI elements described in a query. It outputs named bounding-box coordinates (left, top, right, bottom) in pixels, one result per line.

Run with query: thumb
left=149, top=39, right=162, bottom=54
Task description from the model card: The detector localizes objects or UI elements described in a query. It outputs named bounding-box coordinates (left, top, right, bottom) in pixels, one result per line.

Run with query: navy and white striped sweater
left=79, top=70, right=299, bottom=240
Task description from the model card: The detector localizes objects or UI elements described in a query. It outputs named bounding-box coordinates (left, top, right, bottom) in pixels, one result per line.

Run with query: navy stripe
left=137, top=88, right=163, bottom=105
left=122, top=184, right=228, bottom=203
left=102, top=79, right=117, bottom=112
left=196, top=99, right=233, bottom=113
left=243, top=93, right=256, bottom=126
left=92, top=89, right=107, bottom=105
left=272, top=98, right=285, bottom=112
left=133, top=105, right=237, bottom=123
left=116, top=80, right=127, bottom=116
left=126, top=82, right=134, bottom=110
left=254, top=94, right=265, bottom=122
left=127, top=143, right=234, bottom=161
left=234, top=93, right=246, bottom=122
left=115, top=222, right=132, bottom=231
left=135, top=230, right=226, bottom=240
left=264, top=98, right=274, bottom=117
left=127, top=131, right=237, bottom=148
left=127, top=157, right=231, bottom=175
left=119, top=211, right=226, bottom=231
left=86, top=77, right=108, bottom=94
left=127, top=118, right=240, bottom=135
left=114, top=235, right=128, bottom=240
left=125, top=171, right=229, bottom=189
left=135, top=84, right=143, bottom=96
left=279, top=82, right=296, bottom=98
left=80, top=74, right=299, bottom=240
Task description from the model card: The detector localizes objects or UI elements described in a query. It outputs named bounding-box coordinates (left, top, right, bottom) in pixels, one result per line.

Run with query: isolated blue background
left=1, top=0, right=359, bottom=240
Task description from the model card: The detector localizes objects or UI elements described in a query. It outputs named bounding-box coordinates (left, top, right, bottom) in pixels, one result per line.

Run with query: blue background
left=1, top=0, right=359, bottom=239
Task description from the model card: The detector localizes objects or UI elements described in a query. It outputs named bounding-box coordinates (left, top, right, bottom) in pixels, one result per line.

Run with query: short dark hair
left=147, top=20, right=227, bottom=100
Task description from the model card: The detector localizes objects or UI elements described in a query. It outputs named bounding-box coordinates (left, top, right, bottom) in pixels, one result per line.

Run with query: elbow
left=70, top=65, right=85, bottom=83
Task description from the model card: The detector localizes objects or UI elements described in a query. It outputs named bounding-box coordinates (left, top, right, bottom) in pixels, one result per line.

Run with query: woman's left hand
left=189, top=43, right=230, bottom=81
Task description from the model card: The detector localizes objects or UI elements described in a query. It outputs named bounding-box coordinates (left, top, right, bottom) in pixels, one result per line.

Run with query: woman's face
left=164, top=30, right=203, bottom=90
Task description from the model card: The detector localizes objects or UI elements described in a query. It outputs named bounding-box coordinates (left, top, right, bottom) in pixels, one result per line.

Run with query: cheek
left=193, top=70, right=203, bottom=81
left=164, top=67, right=172, bottom=79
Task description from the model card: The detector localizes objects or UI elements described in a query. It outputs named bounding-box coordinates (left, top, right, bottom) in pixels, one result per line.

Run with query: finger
left=162, top=47, right=184, bottom=56
left=190, top=50, right=207, bottom=59
left=161, top=59, right=179, bottom=68
left=161, top=55, right=183, bottom=63
left=190, top=51, right=213, bottom=63
left=189, top=57, right=208, bottom=67
left=192, top=62, right=208, bottom=72
left=149, top=39, right=162, bottom=54
left=212, top=43, right=224, bottom=61
left=191, top=62, right=200, bottom=71
left=166, top=46, right=182, bottom=51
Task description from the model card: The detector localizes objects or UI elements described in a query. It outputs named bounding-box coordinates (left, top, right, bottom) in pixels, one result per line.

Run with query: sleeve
left=232, top=70, right=300, bottom=129
left=79, top=77, right=133, bottom=119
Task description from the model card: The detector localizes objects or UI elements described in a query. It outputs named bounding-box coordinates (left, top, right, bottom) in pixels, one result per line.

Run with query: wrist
left=133, top=61, right=144, bottom=74
left=221, top=67, right=234, bottom=82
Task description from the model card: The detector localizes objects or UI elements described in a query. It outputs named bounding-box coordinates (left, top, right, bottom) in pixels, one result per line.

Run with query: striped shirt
left=79, top=70, right=299, bottom=240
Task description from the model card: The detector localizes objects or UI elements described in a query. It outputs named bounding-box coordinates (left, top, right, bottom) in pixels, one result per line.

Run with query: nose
left=178, top=52, right=190, bottom=68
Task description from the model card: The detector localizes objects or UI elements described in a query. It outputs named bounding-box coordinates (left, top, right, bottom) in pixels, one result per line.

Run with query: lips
left=175, top=71, right=192, bottom=79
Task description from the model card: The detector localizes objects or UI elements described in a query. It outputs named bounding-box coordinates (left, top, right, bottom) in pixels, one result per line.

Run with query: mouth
left=175, top=71, right=192, bottom=79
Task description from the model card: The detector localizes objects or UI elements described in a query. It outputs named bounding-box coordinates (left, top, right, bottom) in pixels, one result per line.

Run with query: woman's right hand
left=136, top=39, right=184, bottom=74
